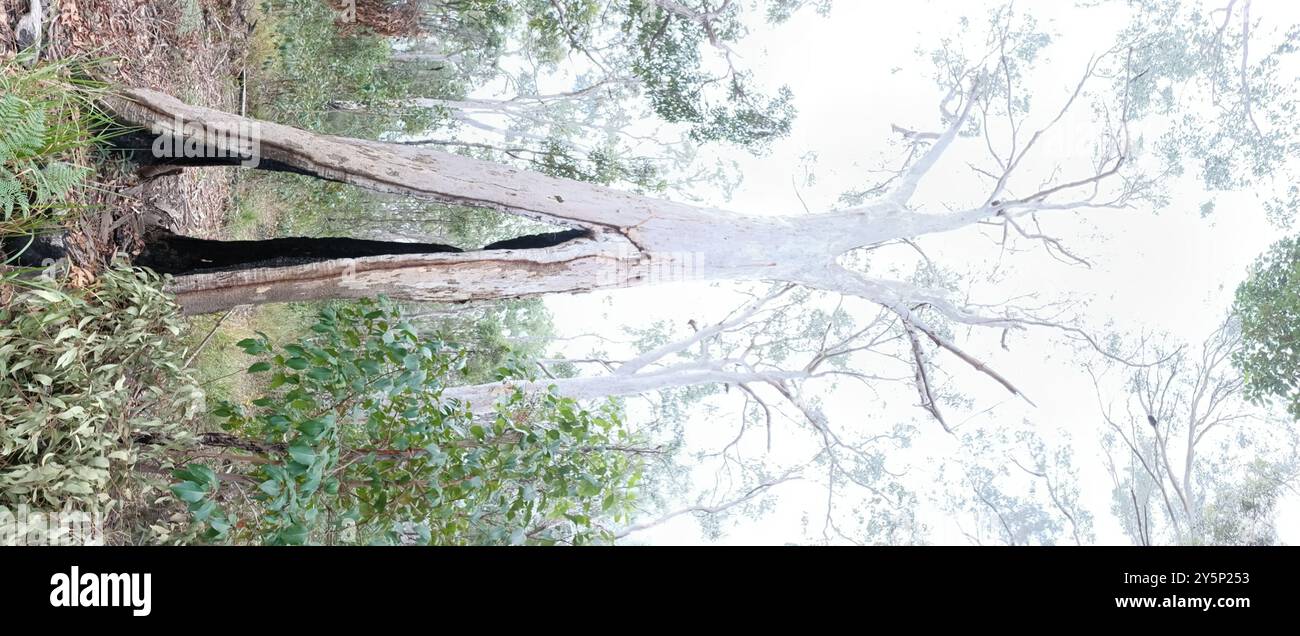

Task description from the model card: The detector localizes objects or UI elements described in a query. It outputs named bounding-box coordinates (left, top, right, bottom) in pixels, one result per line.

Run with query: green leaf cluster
left=0, top=53, right=118, bottom=238
left=182, top=297, right=643, bottom=545
left=0, top=263, right=204, bottom=520
left=1234, top=236, right=1300, bottom=418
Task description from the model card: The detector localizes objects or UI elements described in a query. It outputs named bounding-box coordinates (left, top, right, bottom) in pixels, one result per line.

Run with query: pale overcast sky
left=533, top=0, right=1300, bottom=545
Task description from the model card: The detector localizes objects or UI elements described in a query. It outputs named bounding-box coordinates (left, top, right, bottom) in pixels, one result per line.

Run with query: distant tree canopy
left=1234, top=235, right=1300, bottom=418
left=623, top=0, right=798, bottom=148
left=327, top=0, right=823, bottom=154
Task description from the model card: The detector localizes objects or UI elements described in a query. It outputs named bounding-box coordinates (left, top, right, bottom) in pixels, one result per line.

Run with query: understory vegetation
left=0, top=52, right=108, bottom=247
left=176, top=297, right=642, bottom=545
left=1, top=263, right=204, bottom=544
left=0, top=53, right=196, bottom=543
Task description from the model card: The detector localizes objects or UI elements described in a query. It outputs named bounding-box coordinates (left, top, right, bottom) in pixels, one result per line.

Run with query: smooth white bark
left=443, top=363, right=811, bottom=413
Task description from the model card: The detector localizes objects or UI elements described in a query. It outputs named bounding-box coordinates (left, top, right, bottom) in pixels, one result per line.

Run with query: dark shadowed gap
left=133, top=228, right=592, bottom=276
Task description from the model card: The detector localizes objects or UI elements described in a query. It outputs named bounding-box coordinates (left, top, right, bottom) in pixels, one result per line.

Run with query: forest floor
left=1, top=1, right=268, bottom=542
left=2, top=0, right=254, bottom=267
left=3, top=0, right=295, bottom=410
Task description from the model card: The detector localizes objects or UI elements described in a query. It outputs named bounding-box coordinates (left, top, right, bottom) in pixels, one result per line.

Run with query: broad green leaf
left=170, top=481, right=207, bottom=504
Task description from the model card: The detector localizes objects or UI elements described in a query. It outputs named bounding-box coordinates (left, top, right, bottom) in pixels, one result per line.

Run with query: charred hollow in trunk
left=134, top=229, right=592, bottom=276
left=134, top=232, right=462, bottom=275
left=479, top=229, right=590, bottom=251
left=1, top=232, right=67, bottom=267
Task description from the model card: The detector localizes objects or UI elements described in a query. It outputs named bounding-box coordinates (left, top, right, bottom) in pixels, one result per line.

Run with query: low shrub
left=173, top=297, right=644, bottom=545
left=0, top=263, right=204, bottom=542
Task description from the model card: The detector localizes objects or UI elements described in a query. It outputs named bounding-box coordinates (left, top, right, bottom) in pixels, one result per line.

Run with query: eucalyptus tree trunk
left=110, top=89, right=991, bottom=316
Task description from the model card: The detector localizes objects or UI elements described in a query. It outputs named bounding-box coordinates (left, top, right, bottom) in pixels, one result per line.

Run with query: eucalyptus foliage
left=1234, top=235, right=1300, bottom=418
left=249, top=0, right=448, bottom=138
left=176, top=298, right=643, bottom=545
left=0, top=264, right=204, bottom=513
left=624, top=0, right=797, bottom=150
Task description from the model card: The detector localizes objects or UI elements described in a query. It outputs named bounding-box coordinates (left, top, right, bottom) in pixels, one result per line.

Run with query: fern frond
left=0, top=94, right=48, bottom=163
left=34, top=161, right=90, bottom=203
left=0, top=172, right=23, bottom=219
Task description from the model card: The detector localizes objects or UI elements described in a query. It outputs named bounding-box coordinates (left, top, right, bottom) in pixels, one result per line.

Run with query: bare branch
left=615, top=473, right=800, bottom=539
